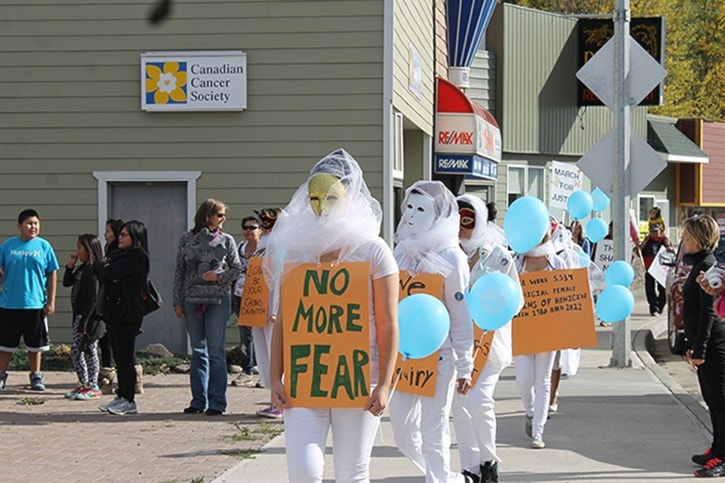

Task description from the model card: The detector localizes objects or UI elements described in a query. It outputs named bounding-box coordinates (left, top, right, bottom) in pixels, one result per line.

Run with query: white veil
left=393, top=180, right=460, bottom=276
left=264, top=148, right=382, bottom=286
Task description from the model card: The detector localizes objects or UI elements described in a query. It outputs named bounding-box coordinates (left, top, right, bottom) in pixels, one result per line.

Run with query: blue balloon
left=587, top=218, right=608, bottom=243
left=504, top=196, right=549, bottom=254
left=398, top=294, right=450, bottom=359
left=467, top=272, right=521, bottom=331
left=595, top=285, right=635, bottom=322
left=605, top=260, right=635, bottom=287
left=591, top=188, right=611, bottom=212
left=567, top=190, right=593, bottom=220
left=578, top=252, right=591, bottom=268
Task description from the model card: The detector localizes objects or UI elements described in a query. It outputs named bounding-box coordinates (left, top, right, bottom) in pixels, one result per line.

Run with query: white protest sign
left=648, top=245, right=670, bottom=288
left=593, top=239, right=614, bottom=273
left=550, top=161, right=584, bottom=210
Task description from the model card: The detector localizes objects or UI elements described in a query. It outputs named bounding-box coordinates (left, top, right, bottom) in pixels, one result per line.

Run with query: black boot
left=481, top=461, right=499, bottom=483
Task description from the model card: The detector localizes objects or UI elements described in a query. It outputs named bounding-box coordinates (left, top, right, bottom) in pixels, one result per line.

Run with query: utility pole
left=610, top=0, right=632, bottom=368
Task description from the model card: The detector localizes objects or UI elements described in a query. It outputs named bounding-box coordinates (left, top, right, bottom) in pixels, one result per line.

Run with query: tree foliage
left=503, top=0, right=725, bottom=120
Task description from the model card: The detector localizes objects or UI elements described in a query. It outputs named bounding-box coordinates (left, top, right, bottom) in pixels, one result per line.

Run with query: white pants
left=514, top=352, right=556, bottom=439
left=252, top=322, right=274, bottom=389
left=452, top=362, right=504, bottom=472
left=388, top=350, right=462, bottom=483
left=284, top=406, right=380, bottom=483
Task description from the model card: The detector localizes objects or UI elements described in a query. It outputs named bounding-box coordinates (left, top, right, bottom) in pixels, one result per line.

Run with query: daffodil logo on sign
left=145, top=62, right=187, bottom=105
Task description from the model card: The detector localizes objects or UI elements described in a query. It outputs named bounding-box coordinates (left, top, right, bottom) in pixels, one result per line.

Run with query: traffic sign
left=577, top=128, right=666, bottom=198
left=576, top=36, right=667, bottom=109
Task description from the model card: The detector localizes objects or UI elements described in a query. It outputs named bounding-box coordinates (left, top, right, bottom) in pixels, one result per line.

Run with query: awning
left=435, top=78, right=501, bottom=180
left=647, top=118, right=709, bottom=164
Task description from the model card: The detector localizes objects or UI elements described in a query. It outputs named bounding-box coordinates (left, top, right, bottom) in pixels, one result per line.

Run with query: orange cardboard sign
left=470, top=326, right=495, bottom=386
left=393, top=272, right=444, bottom=397
left=512, top=267, right=596, bottom=356
left=282, top=262, right=371, bottom=408
left=238, top=257, right=269, bottom=327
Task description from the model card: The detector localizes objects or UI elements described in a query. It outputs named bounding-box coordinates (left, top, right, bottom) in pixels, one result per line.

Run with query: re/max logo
left=437, top=158, right=469, bottom=169
left=438, top=130, right=473, bottom=145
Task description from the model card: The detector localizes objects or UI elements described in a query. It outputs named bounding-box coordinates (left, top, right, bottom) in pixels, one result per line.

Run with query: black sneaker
left=693, top=448, right=713, bottom=466
left=695, top=457, right=725, bottom=478
left=481, top=461, right=499, bottom=483
left=462, top=469, right=480, bottom=483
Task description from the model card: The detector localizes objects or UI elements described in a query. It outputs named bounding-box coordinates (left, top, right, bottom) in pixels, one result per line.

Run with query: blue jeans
left=184, top=296, right=230, bottom=412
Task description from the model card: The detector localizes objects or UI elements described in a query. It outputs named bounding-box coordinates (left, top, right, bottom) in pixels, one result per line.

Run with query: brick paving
left=0, top=370, right=281, bottom=482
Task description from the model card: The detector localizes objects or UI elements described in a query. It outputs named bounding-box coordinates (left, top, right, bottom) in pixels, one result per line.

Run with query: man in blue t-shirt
left=0, top=209, right=59, bottom=391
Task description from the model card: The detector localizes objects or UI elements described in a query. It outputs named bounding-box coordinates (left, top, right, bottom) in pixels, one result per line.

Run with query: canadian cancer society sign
left=141, top=51, right=247, bottom=111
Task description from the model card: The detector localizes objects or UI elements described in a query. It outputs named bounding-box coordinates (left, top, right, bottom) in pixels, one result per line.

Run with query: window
left=507, top=165, right=544, bottom=206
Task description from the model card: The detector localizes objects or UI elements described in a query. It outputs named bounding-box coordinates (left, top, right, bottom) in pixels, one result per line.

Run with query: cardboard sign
left=470, top=326, right=496, bottom=386
left=393, top=272, right=444, bottom=397
left=282, top=262, right=371, bottom=408
left=512, top=268, right=597, bottom=356
left=237, top=257, right=269, bottom=327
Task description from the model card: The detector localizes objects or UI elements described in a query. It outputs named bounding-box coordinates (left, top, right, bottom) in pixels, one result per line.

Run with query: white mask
left=403, top=193, right=436, bottom=238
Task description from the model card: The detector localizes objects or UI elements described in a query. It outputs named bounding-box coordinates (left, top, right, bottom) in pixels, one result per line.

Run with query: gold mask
left=308, top=174, right=345, bottom=216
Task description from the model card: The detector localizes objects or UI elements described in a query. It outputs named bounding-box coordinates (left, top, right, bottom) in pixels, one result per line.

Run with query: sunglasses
left=242, top=225, right=259, bottom=230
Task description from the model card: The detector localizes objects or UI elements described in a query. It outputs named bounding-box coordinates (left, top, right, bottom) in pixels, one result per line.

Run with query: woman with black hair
left=93, top=220, right=150, bottom=416
left=97, top=218, right=124, bottom=394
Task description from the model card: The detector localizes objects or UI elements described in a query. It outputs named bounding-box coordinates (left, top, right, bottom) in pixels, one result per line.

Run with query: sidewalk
left=217, top=292, right=712, bottom=482
left=0, top=286, right=711, bottom=482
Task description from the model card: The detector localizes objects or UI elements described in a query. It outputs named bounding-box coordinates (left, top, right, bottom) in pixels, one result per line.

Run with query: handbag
left=141, top=279, right=163, bottom=316
left=81, top=314, right=106, bottom=351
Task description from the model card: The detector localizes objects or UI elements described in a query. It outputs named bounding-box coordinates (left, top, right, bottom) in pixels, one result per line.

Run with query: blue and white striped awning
left=446, top=0, right=497, bottom=88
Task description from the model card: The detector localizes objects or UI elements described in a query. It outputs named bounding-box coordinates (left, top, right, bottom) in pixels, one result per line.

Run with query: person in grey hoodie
left=173, top=199, right=241, bottom=416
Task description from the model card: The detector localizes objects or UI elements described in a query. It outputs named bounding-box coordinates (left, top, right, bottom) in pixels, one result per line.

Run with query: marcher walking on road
left=389, top=181, right=474, bottom=483
left=514, top=234, right=567, bottom=449
left=267, top=149, right=399, bottom=482
left=639, top=223, right=671, bottom=316
left=452, top=194, right=520, bottom=483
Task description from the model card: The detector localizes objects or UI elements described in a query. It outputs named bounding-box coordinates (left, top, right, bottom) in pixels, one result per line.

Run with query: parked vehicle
left=662, top=234, right=725, bottom=355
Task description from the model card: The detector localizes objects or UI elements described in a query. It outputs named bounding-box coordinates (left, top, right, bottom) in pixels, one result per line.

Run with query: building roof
left=647, top=118, right=709, bottom=163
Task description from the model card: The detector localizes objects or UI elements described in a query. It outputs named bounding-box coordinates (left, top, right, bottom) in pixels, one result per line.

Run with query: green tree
left=504, top=0, right=725, bottom=120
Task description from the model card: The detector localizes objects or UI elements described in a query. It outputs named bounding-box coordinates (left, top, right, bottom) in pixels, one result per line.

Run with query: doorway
left=95, top=171, right=200, bottom=354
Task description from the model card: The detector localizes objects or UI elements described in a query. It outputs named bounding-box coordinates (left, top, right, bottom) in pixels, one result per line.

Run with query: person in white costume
left=388, top=180, right=474, bottom=483
left=452, top=194, right=522, bottom=483
left=513, top=233, right=567, bottom=449
left=266, top=149, right=399, bottom=483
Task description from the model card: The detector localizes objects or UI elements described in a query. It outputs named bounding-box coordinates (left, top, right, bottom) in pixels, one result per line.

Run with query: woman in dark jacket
left=682, top=214, right=725, bottom=477
left=93, top=220, right=150, bottom=416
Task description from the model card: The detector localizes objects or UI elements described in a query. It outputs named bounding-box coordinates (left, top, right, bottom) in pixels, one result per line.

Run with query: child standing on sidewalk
left=63, top=234, right=104, bottom=400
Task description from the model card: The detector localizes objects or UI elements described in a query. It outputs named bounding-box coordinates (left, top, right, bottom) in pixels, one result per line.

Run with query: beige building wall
left=0, top=0, right=386, bottom=342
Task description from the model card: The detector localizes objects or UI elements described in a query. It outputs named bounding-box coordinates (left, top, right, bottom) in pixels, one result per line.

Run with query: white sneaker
left=107, top=397, right=137, bottom=415
left=531, top=436, right=546, bottom=449
left=99, top=396, right=121, bottom=412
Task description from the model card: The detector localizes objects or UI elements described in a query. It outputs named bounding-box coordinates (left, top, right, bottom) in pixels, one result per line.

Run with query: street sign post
left=575, top=0, right=667, bottom=368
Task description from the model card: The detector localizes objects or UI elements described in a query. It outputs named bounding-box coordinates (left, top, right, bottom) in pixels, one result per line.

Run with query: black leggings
left=698, top=334, right=725, bottom=458
left=108, top=321, right=141, bottom=402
